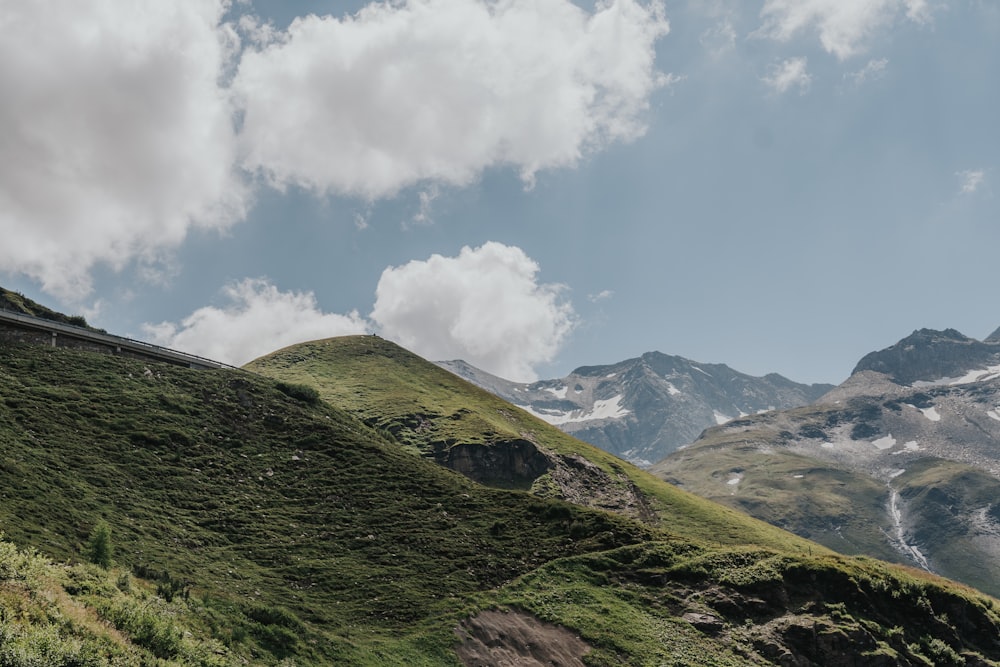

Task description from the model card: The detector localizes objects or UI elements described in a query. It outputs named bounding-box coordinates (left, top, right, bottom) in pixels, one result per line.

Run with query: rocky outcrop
left=443, top=439, right=552, bottom=490
left=454, top=610, right=591, bottom=667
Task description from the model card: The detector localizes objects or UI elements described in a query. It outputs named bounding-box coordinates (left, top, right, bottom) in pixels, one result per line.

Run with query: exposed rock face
left=432, top=436, right=656, bottom=523
left=544, top=452, right=657, bottom=523
left=439, top=353, right=832, bottom=467
left=443, top=439, right=552, bottom=489
left=454, top=610, right=591, bottom=667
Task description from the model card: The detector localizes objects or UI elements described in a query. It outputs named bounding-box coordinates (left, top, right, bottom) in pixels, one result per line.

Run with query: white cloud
left=700, top=18, right=738, bottom=56
left=143, top=279, right=369, bottom=365
left=756, top=0, right=930, bottom=59
left=232, top=0, right=670, bottom=198
left=588, top=289, right=615, bottom=303
left=410, top=185, right=441, bottom=226
left=370, top=242, right=575, bottom=381
left=0, top=0, right=247, bottom=299
left=845, top=57, right=889, bottom=86
left=957, top=169, right=986, bottom=194
left=762, top=57, right=811, bottom=94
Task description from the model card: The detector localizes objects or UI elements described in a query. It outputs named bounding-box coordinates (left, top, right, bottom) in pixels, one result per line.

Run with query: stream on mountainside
left=887, top=486, right=931, bottom=571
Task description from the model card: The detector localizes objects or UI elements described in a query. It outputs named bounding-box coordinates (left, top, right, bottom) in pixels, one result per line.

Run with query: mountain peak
left=852, top=327, right=1000, bottom=385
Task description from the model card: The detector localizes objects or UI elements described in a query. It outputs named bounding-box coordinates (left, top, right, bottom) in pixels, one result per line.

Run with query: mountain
left=438, top=352, right=833, bottom=467
left=654, top=327, right=1000, bottom=598
left=4, top=297, right=1000, bottom=665
left=852, top=327, right=1000, bottom=386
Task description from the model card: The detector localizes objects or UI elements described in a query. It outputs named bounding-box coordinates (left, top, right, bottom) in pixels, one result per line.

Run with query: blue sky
left=0, top=0, right=997, bottom=384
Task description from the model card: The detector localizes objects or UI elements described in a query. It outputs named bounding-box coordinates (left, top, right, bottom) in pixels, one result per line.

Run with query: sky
left=0, top=0, right=997, bottom=385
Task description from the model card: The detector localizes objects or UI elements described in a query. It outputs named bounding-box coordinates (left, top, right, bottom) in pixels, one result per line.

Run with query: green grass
left=0, top=286, right=93, bottom=328
left=0, top=341, right=652, bottom=664
left=655, top=443, right=901, bottom=562
left=4, top=333, right=1000, bottom=664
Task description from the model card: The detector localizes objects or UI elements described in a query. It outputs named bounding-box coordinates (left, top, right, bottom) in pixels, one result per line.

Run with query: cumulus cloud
left=957, top=169, right=986, bottom=194
left=762, top=57, right=811, bottom=94
left=756, top=0, right=929, bottom=59
left=370, top=242, right=575, bottom=381
left=0, top=0, right=247, bottom=299
left=233, top=0, right=670, bottom=198
left=143, top=279, right=369, bottom=365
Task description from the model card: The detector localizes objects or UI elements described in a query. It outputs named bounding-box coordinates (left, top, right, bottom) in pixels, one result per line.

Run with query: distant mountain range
left=653, top=327, right=1000, bottom=598
left=439, top=353, right=833, bottom=466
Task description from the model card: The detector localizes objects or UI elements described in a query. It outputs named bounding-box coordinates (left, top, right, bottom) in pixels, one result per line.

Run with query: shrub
left=84, top=520, right=113, bottom=569
left=275, top=382, right=320, bottom=404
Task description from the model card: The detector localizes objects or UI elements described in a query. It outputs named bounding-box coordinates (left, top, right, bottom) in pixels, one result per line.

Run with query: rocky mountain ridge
left=439, top=352, right=833, bottom=467
left=655, top=326, right=1000, bottom=598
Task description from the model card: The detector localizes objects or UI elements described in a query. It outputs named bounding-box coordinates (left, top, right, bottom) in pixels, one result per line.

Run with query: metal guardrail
left=0, top=307, right=241, bottom=371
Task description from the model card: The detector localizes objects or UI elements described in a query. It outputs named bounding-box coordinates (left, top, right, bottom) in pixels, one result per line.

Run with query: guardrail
left=0, top=308, right=240, bottom=371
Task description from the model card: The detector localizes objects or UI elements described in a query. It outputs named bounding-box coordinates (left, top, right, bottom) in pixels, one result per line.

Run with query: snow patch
left=605, top=373, right=617, bottom=378
left=892, top=441, right=920, bottom=455
left=692, top=366, right=712, bottom=377
left=821, top=442, right=835, bottom=449
left=520, top=394, right=630, bottom=426
left=872, top=435, right=897, bottom=450
left=912, top=363, right=1000, bottom=388
left=793, top=474, right=804, bottom=479
left=889, top=469, right=905, bottom=479
left=988, top=409, right=1000, bottom=422
left=919, top=406, right=941, bottom=422
left=713, top=410, right=731, bottom=425
left=545, top=386, right=568, bottom=399
left=665, top=382, right=681, bottom=396
left=726, top=473, right=742, bottom=492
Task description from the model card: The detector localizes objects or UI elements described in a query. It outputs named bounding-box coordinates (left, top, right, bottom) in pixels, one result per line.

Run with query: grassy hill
left=2, top=330, right=1000, bottom=664
left=0, top=285, right=94, bottom=328
left=245, top=336, right=831, bottom=556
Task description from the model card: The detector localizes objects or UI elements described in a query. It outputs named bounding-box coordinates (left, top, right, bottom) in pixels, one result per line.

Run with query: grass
left=3, top=331, right=1000, bottom=664
left=654, top=443, right=901, bottom=562
left=895, top=457, right=1000, bottom=595
left=245, top=335, right=832, bottom=557
left=0, top=340, right=652, bottom=664
left=0, top=286, right=93, bottom=328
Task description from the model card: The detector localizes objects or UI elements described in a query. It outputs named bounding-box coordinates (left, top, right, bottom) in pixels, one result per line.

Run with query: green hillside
left=0, top=285, right=94, bottom=329
left=2, top=330, right=1000, bottom=664
left=245, top=336, right=830, bottom=556
left=652, top=397, right=1000, bottom=599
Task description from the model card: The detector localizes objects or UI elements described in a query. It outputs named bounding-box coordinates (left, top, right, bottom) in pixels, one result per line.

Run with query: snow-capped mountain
left=438, top=352, right=833, bottom=467
left=653, top=327, right=1000, bottom=598
left=852, top=328, right=1000, bottom=386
